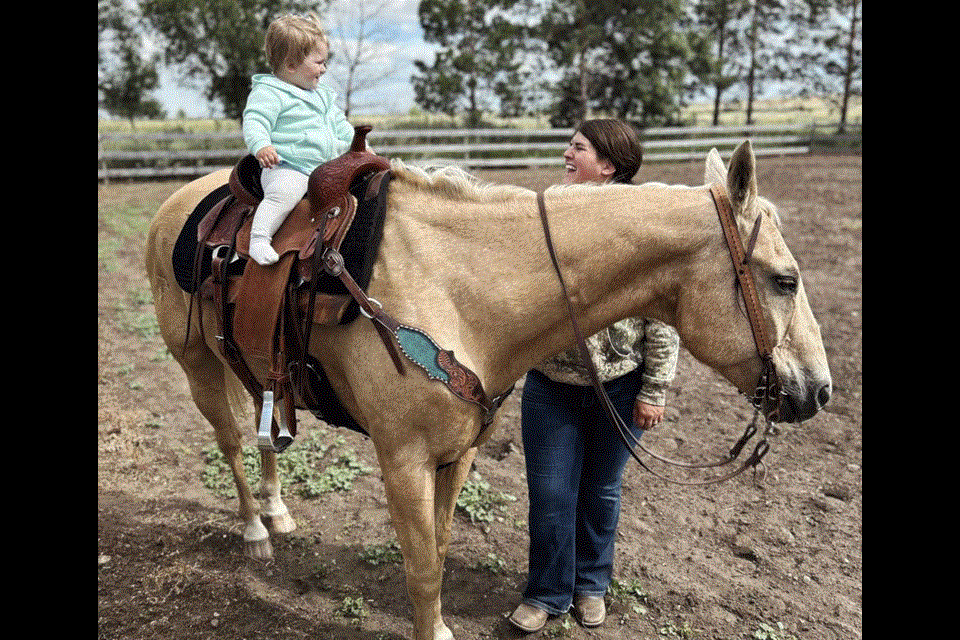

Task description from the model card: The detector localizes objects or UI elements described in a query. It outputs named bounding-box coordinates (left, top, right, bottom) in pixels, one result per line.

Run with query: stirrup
left=257, top=391, right=294, bottom=452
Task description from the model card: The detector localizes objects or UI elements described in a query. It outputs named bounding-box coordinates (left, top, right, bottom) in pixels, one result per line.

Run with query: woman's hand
left=634, top=400, right=665, bottom=430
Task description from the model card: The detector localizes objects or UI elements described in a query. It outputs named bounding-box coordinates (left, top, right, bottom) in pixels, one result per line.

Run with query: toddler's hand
left=256, top=146, right=281, bottom=169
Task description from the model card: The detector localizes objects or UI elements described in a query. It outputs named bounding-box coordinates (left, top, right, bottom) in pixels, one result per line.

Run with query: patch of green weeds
left=473, top=552, right=506, bottom=573
left=543, top=615, right=574, bottom=637
left=359, top=539, right=403, bottom=566
left=99, top=238, right=121, bottom=273
left=456, top=472, right=516, bottom=523
left=201, top=427, right=369, bottom=499
left=659, top=621, right=696, bottom=639
left=115, top=288, right=160, bottom=338
left=609, top=577, right=649, bottom=617
left=752, top=622, right=798, bottom=640
left=337, top=596, right=366, bottom=619
left=150, top=347, right=172, bottom=362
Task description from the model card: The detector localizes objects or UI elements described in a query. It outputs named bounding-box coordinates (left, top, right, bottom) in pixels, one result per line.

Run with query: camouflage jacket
left=535, top=318, right=680, bottom=406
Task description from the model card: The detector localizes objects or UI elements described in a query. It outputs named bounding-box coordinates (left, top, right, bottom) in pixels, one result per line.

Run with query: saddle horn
left=350, top=125, right=373, bottom=152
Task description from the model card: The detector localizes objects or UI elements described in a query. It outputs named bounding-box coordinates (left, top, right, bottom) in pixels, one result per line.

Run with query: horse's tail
left=223, top=367, right=254, bottom=425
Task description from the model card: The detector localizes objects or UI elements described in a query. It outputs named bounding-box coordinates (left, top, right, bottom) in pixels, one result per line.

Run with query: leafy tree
left=692, top=0, right=795, bottom=125
left=412, top=0, right=528, bottom=127
left=98, top=0, right=164, bottom=125
left=140, top=0, right=321, bottom=120
left=740, top=0, right=794, bottom=124
left=692, top=0, right=750, bottom=125
left=790, top=0, right=861, bottom=132
left=537, top=0, right=606, bottom=124
left=538, top=0, right=701, bottom=127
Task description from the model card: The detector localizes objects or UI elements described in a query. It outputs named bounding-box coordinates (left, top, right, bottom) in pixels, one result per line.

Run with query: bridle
left=536, top=182, right=783, bottom=486
left=710, top=182, right=784, bottom=425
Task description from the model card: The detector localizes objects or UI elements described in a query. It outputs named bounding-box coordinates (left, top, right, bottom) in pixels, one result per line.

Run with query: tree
left=537, top=0, right=606, bottom=124
left=539, top=0, right=700, bottom=127
left=326, top=0, right=403, bottom=117
left=693, top=0, right=748, bottom=125
left=693, top=0, right=794, bottom=125
left=98, top=0, right=164, bottom=125
left=740, top=0, right=794, bottom=124
left=140, top=0, right=321, bottom=120
left=412, top=0, right=528, bottom=127
left=791, top=0, right=861, bottom=132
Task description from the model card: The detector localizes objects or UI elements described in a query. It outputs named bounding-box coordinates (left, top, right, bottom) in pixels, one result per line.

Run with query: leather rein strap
left=536, top=186, right=777, bottom=486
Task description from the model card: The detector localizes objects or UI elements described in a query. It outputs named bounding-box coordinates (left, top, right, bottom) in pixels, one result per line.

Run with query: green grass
left=359, top=539, right=403, bottom=566
left=752, top=621, right=799, bottom=640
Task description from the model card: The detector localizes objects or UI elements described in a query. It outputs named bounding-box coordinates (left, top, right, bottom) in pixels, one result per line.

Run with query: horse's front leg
left=380, top=454, right=453, bottom=640
left=434, top=449, right=476, bottom=560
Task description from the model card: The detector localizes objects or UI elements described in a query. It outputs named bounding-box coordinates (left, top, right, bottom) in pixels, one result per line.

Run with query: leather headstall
left=709, top=182, right=783, bottom=423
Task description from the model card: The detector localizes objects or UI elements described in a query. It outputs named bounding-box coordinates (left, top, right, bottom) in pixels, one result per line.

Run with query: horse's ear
left=726, top=140, right=757, bottom=215
left=705, top=148, right=726, bottom=185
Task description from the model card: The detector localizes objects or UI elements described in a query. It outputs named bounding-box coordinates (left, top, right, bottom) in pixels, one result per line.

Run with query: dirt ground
left=98, top=153, right=861, bottom=640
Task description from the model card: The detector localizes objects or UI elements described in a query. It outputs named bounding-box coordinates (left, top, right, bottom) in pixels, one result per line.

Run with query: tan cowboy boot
left=573, top=595, right=606, bottom=628
left=508, top=602, right=549, bottom=633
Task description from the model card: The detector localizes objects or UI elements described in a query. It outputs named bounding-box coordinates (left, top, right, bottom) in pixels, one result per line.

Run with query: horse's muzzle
left=779, top=376, right=832, bottom=423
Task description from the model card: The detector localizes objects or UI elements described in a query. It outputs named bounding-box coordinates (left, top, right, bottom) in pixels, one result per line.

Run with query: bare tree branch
left=326, top=0, right=403, bottom=116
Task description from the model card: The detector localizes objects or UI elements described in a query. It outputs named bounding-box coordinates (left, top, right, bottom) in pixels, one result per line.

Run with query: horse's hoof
left=435, top=622, right=453, bottom=640
left=244, top=536, right=274, bottom=560
left=243, top=519, right=273, bottom=559
left=264, top=511, right=296, bottom=535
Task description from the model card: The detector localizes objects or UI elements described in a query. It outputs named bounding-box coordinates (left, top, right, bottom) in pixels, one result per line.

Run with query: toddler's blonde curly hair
left=264, top=13, right=328, bottom=73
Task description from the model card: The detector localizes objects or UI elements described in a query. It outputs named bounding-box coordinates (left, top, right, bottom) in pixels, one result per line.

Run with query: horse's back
left=151, top=169, right=232, bottom=243
left=146, top=169, right=232, bottom=347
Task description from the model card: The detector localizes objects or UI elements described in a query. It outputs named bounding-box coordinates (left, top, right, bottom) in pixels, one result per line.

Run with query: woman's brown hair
left=576, top=119, right=643, bottom=184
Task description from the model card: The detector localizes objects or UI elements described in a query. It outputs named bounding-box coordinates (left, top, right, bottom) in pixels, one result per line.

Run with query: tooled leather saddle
left=186, top=125, right=396, bottom=451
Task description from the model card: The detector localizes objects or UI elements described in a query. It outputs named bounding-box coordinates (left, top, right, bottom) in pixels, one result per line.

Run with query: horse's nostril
left=817, top=384, right=831, bottom=408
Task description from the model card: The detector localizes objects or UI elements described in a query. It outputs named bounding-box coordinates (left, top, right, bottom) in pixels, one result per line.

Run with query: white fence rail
left=98, top=122, right=857, bottom=181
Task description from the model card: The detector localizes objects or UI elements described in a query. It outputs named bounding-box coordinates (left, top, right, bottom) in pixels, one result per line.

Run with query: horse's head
left=676, top=141, right=831, bottom=423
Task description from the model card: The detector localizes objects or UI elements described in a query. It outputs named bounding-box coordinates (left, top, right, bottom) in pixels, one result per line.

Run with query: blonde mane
left=389, top=159, right=530, bottom=203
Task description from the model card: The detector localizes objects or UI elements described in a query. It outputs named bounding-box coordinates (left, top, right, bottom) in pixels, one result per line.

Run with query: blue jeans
left=520, top=367, right=644, bottom=615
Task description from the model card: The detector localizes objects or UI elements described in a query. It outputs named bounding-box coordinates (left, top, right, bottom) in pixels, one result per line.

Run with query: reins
left=536, top=184, right=782, bottom=486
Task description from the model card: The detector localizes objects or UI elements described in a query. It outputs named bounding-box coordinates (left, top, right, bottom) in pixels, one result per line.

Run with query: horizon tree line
left=98, top=0, right=860, bottom=129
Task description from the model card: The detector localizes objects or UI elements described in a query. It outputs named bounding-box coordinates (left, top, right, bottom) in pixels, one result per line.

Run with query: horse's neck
left=541, top=183, right=705, bottom=313
left=382, top=179, right=709, bottom=390
left=504, top=184, right=705, bottom=372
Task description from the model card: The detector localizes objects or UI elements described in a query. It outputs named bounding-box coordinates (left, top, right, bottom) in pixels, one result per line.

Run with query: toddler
left=242, top=13, right=355, bottom=265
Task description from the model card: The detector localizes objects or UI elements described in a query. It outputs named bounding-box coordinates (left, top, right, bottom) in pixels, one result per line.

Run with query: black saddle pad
left=171, top=183, right=232, bottom=294
left=301, top=355, right=368, bottom=437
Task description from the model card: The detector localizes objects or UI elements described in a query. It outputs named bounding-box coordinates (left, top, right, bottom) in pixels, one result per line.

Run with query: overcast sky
left=152, top=0, right=432, bottom=118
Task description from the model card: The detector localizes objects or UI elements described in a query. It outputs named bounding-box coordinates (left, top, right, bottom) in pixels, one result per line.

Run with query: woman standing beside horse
left=509, top=119, right=680, bottom=633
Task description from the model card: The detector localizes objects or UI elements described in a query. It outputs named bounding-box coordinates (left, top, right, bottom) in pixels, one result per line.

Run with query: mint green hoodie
left=242, top=74, right=355, bottom=176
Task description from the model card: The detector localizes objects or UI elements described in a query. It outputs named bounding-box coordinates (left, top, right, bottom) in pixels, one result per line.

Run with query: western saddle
left=191, top=125, right=398, bottom=452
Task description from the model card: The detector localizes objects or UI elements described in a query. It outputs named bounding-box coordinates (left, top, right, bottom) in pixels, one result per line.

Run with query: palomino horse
left=145, top=141, right=830, bottom=640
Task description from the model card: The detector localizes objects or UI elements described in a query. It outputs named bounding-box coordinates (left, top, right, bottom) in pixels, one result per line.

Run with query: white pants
left=251, top=165, right=310, bottom=241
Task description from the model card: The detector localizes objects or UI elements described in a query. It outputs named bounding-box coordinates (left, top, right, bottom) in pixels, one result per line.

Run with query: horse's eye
left=772, top=275, right=798, bottom=295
